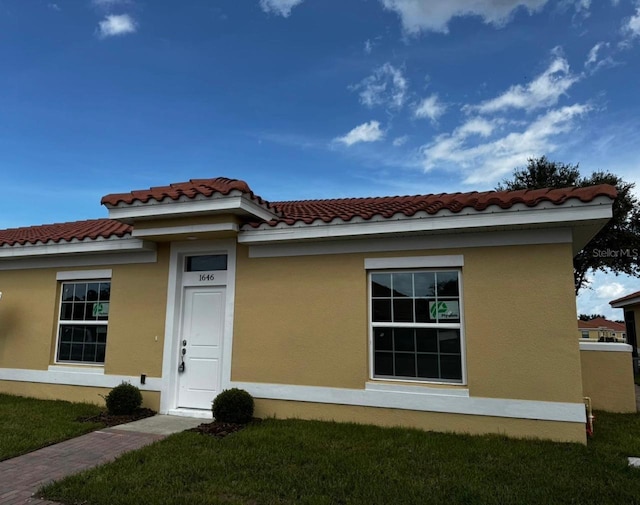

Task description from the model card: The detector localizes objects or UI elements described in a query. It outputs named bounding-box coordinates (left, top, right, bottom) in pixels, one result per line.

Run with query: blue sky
left=1, top=0, right=639, bottom=317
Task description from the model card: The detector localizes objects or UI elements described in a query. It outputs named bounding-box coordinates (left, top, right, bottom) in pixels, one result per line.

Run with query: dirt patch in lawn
left=77, top=408, right=157, bottom=427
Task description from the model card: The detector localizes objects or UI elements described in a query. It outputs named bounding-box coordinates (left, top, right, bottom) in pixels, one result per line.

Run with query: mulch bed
left=188, top=418, right=262, bottom=439
left=77, top=408, right=157, bottom=427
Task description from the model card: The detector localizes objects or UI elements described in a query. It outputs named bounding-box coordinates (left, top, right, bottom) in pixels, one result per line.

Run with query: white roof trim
left=0, top=236, right=154, bottom=259
left=579, top=342, right=633, bottom=352
left=106, top=194, right=278, bottom=222
left=239, top=199, right=613, bottom=244
left=611, top=295, right=640, bottom=309
left=132, top=222, right=239, bottom=238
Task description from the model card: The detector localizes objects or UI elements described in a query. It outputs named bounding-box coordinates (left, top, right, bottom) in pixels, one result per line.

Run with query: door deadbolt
left=182, top=340, right=187, bottom=346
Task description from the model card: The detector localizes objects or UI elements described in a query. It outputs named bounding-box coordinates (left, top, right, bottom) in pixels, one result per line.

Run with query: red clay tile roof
left=0, top=219, right=131, bottom=247
left=578, top=317, right=626, bottom=331
left=101, top=177, right=274, bottom=211
left=610, top=290, right=640, bottom=306
left=1, top=182, right=617, bottom=247
left=260, top=184, right=617, bottom=227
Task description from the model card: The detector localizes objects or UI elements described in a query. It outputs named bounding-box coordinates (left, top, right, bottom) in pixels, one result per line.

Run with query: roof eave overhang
left=238, top=197, right=614, bottom=248
left=0, top=236, right=156, bottom=260
left=610, top=296, right=640, bottom=309
left=104, top=195, right=278, bottom=224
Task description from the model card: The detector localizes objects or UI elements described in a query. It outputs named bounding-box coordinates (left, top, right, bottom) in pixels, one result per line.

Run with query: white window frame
left=54, top=270, right=112, bottom=366
left=365, top=256, right=467, bottom=386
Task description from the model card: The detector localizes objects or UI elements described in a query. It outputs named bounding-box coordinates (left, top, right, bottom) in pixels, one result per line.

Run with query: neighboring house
left=578, top=317, right=626, bottom=342
left=0, top=178, right=634, bottom=444
left=610, top=290, right=640, bottom=370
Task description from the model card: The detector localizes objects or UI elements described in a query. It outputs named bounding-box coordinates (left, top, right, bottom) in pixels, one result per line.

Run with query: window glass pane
left=374, top=352, right=393, bottom=376
left=393, top=299, right=413, bottom=322
left=185, top=255, right=227, bottom=272
left=414, top=299, right=430, bottom=322
left=96, top=327, right=108, bottom=344
left=436, top=272, right=459, bottom=297
left=414, top=272, right=435, bottom=297
left=58, top=321, right=107, bottom=364
left=417, top=354, right=439, bottom=379
left=86, top=283, right=99, bottom=301
left=99, top=283, right=111, bottom=302
left=72, top=303, right=85, bottom=321
left=392, top=273, right=413, bottom=298
left=440, top=355, right=462, bottom=380
left=372, top=299, right=392, bottom=322
left=439, top=329, right=461, bottom=354
left=60, top=303, right=73, bottom=320
left=416, top=329, right=438, bottom=352
left=58, top=343, right=71, bottom=361
left=74, top=283, right=87, bottom=301
left=374, top=327, right=393, bottom=351
left=96, top=345, right=106, bottom=363
left=62, top=284, right=75, bottom=302
left=395, top=354, right=416, bottom=377
left=394, top=328, right=415, bottom=352
left=371, top=274, right=392, bottom=297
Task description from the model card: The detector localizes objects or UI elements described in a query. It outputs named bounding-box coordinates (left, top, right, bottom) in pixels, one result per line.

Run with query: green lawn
left=0, top=394, right=103, bottom=461
left=41, top=412, right=640, bottom=505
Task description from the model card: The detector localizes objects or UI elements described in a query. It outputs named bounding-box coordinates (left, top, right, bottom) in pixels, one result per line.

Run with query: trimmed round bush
left=105, top=382, right=143, bottom=415
left=212, top=388, right=254, bottom=424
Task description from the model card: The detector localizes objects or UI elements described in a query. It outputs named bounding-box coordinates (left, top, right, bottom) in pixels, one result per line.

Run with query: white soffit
left=239, top=197, right=613, bottom=245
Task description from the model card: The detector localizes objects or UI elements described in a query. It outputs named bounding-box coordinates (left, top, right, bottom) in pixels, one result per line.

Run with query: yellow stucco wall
left=581, top=348, right=637, bottom=412
left=0, top=244, right=170, bottom=377
left=232, top=242, right=583, bottom=404
left=255, top=399, right=585, bottom=443
left=0, top=380, right=160, bottom=410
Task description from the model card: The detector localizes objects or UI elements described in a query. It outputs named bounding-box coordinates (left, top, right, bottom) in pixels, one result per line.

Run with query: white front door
left=177, top=286, right=226, bottom=409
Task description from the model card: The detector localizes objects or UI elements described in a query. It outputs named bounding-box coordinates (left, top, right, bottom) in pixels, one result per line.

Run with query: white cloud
left=379, top=0, right=548, bottom=34
left=470, top=54, right=579, bottom=114
left=585, top=42, right=606, bottom=67
left=420, top=104, right=590, bottom=183
left=393, top=135, right=409, bottom=147
left=414, top=94, right=446, bottom=122
left=595, top=282, right=627, bottom=299
left=335, top=121, right=385, bottom=146
left=259, top=0, right=304, bottom=17
left=351, top=63, right=408, bottom=110
left=621, top=7, right=640, bottom=41
left=97, top=14, right=137, bottom=38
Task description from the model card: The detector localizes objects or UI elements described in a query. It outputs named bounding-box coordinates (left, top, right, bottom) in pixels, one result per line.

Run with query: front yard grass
left=41, top=411, right=640, bottom=505
left=0, top=393, right=103, bottom=461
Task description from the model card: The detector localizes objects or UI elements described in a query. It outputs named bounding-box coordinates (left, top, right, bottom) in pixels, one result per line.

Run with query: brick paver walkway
left=0, top=428, right=164, bottom=505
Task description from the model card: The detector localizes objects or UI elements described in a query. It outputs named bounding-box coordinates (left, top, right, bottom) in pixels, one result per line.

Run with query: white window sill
left=365, top=381, right=469, bottom=397
left=48, top=365, right=105, bottom=375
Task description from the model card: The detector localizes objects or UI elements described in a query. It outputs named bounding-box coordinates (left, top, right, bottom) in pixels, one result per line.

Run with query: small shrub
left=212, top=388, right=254, bottom=424
left=105, top=382, right=142, bottom=415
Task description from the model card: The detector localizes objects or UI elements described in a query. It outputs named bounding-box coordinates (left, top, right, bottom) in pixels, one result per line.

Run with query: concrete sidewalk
left=0, top=415, right=203, bottom=505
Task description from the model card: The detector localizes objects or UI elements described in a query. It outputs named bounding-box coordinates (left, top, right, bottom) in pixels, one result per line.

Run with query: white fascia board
left=0, top=250, right=157, bottom=271
left=132, top=222, right=239, bottom=238
left=238, top=200, right=613, bottom=245
left=579, top=342, right=633, bottom=352
left=248, top=228, right=573, bottom=259
left=611, top=296, right=640, bottom=309
left=107, top=195, right=278, bottom=222
left=0, top=237, right=155, bottom=259
left=230, top=381, right=586, bottom=423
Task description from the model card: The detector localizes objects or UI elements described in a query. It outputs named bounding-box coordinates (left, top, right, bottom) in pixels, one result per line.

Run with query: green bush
left=212, top=388, right=254, bottom=424
left=105, top=382, right=143, bottom=415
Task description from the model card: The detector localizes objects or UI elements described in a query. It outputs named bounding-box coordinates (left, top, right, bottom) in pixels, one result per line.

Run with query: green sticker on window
left=92, top=302, right=110, bottom=317
left=429, top=301, right=459, bottom=320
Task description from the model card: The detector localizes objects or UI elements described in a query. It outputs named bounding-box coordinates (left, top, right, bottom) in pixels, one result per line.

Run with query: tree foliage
left=497, top=157, right=640, bottom=294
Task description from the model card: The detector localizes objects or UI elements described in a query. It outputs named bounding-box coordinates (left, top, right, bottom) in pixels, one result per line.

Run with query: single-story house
left=610, top=290, right=640, bottom=370
left=0, top=177, right=635, bottom=444
left=578, top=317, right=626, bottom=342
